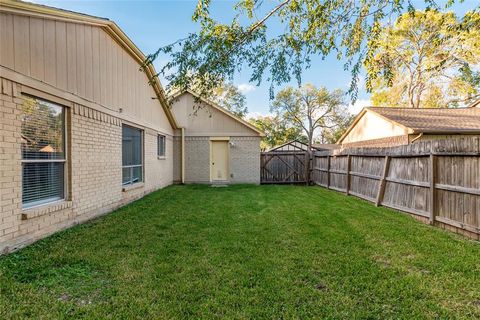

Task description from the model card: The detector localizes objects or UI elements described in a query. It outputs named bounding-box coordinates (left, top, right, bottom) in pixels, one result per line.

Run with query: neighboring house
left=267, top=140, right=339, bottom=152
left=337, top=106, right=480, bottom=148
left=170, top=89, right=263, bottom=184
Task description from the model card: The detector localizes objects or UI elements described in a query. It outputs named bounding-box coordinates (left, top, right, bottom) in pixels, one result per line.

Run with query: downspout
left=181, top=127, right=185, bottom=184
left=410, top=132, right=423, bottom=144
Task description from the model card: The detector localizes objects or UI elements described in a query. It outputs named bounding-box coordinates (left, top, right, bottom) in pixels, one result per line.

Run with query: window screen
left=157, top=135, right=166, bottom=157
left=21, top=97, right=65, bottom=208
left=122, top=125, right=143, bottom=185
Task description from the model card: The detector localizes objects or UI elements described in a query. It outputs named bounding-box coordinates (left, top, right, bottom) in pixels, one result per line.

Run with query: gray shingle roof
left=366, top=107, right=480, bottom=133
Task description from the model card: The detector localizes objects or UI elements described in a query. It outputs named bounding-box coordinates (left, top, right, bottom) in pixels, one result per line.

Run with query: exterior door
left=211, top=141, right=229, bottom=181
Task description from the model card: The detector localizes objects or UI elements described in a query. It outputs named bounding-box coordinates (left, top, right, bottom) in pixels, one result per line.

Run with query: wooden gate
left=260, top=151, right=309, bottom=184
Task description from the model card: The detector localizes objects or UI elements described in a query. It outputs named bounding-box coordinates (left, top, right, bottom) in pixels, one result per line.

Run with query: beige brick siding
left=184, top=137, right=211, bottom=183
left=173, top=136, right=182, bottom=183
left=230, top=137, right=261, bottom=184
left=144, top=129, right=173, bottom=191
left=0, top=78, right=173, bottom=254
left=181, top=136, right=260, bottom=184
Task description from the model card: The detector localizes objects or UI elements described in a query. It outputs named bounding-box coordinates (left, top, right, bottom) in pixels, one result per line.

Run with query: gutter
left=410, top=133, right=424, bottom=143
left=181, top=127, right=185, bottom=184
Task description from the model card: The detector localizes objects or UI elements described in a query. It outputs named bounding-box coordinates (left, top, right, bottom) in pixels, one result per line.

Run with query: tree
left=270, top=84, right=347, bottom=150
left=145, top=1, right=476, bottom=102
left=172, top=75, right=248, bottom=118
left=210, top=83, right=248, bottom=118
left=249, top=115, right=306, bottom=150
left=318, top=113, right=355, bottom=144
left=367, top=10, right=480, bottom=108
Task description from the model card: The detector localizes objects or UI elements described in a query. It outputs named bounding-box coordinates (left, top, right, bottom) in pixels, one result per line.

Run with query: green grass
left=1, top=185, right=479, bottom=319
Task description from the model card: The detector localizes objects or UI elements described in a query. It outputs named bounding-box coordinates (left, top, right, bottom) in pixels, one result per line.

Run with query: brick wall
left=0, top=78, right=173, bottom=254
left=183, top=136, right=260, bottom=184
left=230, top=137, right=261, bottom=184
left=184, top=137, right=211, bottom=183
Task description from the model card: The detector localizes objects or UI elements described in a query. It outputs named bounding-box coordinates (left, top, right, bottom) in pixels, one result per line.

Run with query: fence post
left=327, top=155, right=331, bottom=189
left=429, top=154, right=436, bottom=225
left=346, top=155, right=351, bottom=195
left=305, top=151, right=310, bottom=186
left=376, top=156, right=390, bottom=206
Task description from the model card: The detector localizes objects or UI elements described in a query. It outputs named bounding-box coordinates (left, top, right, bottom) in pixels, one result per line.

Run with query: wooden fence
left=260, top=151, right=309, bottom=184
left=312, top=137, right=480, bottom=239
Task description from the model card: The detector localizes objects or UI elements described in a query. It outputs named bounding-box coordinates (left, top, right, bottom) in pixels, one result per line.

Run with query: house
left=0, top=1, right=262, bottom=253
left=267, top=140, right=339, bottom=152
left=337, top=106, right=480, bottom=148
left=170, top=89, right=263, bottom=184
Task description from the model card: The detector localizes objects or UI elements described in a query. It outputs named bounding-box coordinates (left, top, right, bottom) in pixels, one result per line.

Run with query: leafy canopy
left=169, top=74, right=248, bottom=118
left=249, top=115, right=306, bottom=150
left=270, top=84, right=347, bottom=148
left=367, top=10, right=480, bottom=108
left=145, top=0, right=477, bottom=102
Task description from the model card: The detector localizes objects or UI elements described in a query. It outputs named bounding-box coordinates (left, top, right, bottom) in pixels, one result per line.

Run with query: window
left=157, top=134, right=166, bottom=158
left=21, top=97, right=66, bottom=208
left=122, top=125, right=143, bottom=186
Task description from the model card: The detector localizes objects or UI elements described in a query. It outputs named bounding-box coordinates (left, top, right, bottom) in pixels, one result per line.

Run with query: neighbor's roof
left=311, top=143, right=340, bottom=151
left=338, top=106, right=480, bottom=144
left=170, top=89, right=264, bottom=136
left=366, top=107, right=480, bottom=133
left=0, top=0, right=178, bottom=129
left=268, top=140, right=339, bottom=152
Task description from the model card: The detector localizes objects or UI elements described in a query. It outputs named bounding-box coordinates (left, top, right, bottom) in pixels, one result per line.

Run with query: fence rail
left=312, top=137, right=480, bottom=239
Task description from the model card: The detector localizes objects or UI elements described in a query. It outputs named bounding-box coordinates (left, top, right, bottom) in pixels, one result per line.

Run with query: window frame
left=157, top=134, right=166, bottom=159
left=21, top=96, right=68, bottom=209
left=121, top=124, right=144, bottom=186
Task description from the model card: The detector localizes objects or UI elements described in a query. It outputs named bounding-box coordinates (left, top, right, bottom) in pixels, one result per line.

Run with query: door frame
left=209, top=137, right=230, bottom=182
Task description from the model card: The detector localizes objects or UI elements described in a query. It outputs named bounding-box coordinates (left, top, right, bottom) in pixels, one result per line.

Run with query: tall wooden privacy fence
left=312, top=137, right=480, bottom=239
left=260, top=151, right=309, bottom=184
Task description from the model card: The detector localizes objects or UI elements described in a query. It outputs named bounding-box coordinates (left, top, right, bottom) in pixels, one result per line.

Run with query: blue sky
left=30, top=0, right=474, bottom=117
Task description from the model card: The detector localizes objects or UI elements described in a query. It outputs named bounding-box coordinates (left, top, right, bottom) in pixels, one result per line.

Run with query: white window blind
left=157, top=135, right=166, bottom=157
left=21, top=97, right=65, bottom=208
left=122, top=125, right=143, bottom=185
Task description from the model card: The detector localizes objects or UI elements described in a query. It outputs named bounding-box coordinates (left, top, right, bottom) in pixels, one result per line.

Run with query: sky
left=28, top=0, right=475, bottom=117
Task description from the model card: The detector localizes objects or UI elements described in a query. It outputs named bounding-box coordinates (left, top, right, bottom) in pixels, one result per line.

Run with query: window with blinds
left=21, top=96, right=66, bottom=208
left=157, top=134, right=166, bottom=157
left=122, top=125, right=143, bottom=185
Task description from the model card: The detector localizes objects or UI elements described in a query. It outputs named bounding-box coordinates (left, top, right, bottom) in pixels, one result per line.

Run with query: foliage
left=270, top=84, right=347, bottom=149
left=172, top=75, right=249, bottom=118
left=249, top=115, right=306, bottom=150
left=367, top=10, right=480, bottom=108
left=210, top=82, right=248, bottom=118
left=317, top=113, right=355, bottom=144
left=2, top=185, right=480, bottom=318
left=144, top=0, right=477, bottom=102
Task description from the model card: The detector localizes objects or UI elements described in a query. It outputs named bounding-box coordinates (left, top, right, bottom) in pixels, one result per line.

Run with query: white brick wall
left=0, top=78, right=173, bottom=254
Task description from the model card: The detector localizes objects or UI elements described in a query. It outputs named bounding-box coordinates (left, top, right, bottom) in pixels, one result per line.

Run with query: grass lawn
left=1, top=185, right=479, bottom=319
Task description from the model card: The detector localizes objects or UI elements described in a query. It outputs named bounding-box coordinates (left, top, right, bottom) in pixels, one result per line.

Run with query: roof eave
left=170, top=89, right=265, bottom=137
left=0, top=0, right=179, bottom=130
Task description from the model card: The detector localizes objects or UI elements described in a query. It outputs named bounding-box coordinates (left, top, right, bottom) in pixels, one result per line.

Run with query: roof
left=366, top=107, right=480, bottom=133
left=268, top=140, right=309, bottom=152
left=268, top=140, right=338, bottom=152
left=311, top=143, right=340, bottom=151
left=0, top=0, right=178, bottom=129
left=170, top=89, right=264, bottom=136
left=338, top=106, right=480, bottom=143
